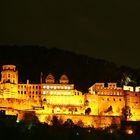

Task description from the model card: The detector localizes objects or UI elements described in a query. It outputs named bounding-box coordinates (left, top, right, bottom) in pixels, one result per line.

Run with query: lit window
left=54, top=86, right=56, bottom=89
left=56, top=107, right=60, bottom=112
left=43, top=86, right=46, bottom=89
left=58, top=86, right=60, bottom=89
left=68, top=86, right=70, bottom=90
left=65, top=86, right=67, bottom=89
left=47, top=86, right=49, bottom=89
left=43, top=91, right=46, bottom=95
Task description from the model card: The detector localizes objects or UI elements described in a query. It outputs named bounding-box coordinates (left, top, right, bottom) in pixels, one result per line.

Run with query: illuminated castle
left=0, top=65, right=140, bottom=128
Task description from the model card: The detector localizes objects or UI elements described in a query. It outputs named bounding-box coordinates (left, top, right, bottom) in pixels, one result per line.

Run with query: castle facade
left=0, top=65, right=140, bottom=127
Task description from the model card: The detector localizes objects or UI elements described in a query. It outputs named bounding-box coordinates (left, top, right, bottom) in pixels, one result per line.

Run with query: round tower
left=1, top=65, right=18, bottom=84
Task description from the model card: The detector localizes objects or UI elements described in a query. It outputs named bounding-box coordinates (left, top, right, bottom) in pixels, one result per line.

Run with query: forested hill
left=0, top=45, right=139, bottom=92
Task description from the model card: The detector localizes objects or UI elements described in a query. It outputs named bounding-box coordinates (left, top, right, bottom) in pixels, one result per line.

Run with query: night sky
left=0, top=0, right=140, bottom=68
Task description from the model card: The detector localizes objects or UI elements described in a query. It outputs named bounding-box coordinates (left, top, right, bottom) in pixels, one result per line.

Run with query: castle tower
left=0, top=65, right=18, bottom=98
left=1, top=65, right=18, bottom=84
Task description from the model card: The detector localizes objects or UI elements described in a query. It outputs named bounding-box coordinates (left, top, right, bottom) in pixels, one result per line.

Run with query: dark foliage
left=0, top=121, right=140, bottom=140
left=85, top=108, right=91, bottom=115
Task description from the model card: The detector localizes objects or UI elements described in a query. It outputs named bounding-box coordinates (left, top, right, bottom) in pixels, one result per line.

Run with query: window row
left=29, top=96, right=41, bottom=98
left=43, top=85, right=71, bottom=90
left=18, top=91, right=41, bottom=94
left=99, top=92, right=123, bottom=96
left=102, top=98, right=122, bottom=101
left=18, top=85, right=41, bottom=89
left=2, top=74, right=16, bottom=78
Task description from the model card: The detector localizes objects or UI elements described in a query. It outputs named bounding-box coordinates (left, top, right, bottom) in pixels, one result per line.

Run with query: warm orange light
left=1, top=65, right=140, bottom=129
left=126, top=128, right=133, bottom=135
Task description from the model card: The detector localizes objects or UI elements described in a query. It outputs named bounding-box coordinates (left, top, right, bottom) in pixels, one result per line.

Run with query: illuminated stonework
left=0, top=65, right=140, bottom=128
left=0, top=65, right=18, bottom=98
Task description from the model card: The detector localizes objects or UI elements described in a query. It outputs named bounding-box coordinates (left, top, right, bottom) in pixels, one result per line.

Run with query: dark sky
left=0, top=0, right=140, bottom=68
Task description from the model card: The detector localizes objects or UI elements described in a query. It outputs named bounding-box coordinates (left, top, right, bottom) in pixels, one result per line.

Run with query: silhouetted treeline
left=0, top=119, right=139, bottom=140
left=0, top=45, right=138, bottom=92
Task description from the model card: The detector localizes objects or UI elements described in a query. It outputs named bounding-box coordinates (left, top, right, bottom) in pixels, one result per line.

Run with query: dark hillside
left=0, top=46, right=137, bottom=92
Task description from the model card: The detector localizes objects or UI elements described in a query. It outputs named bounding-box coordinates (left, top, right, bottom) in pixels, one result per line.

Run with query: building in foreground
left=0, top=65, right=140, bottom=128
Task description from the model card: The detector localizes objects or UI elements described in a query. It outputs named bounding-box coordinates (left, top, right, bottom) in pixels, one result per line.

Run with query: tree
left=85, top=108, right=91, bottom=115
left=63, top=119, right=74, bottom=128
left=21, top=111, right=39, bottom=124
left=121, top=106, right=132, bottom=121
left=76, top=120, right=84, bottom=127
left=51, top=116, right=63, bottom=127
left=104, top=106, right=112, bottom=113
